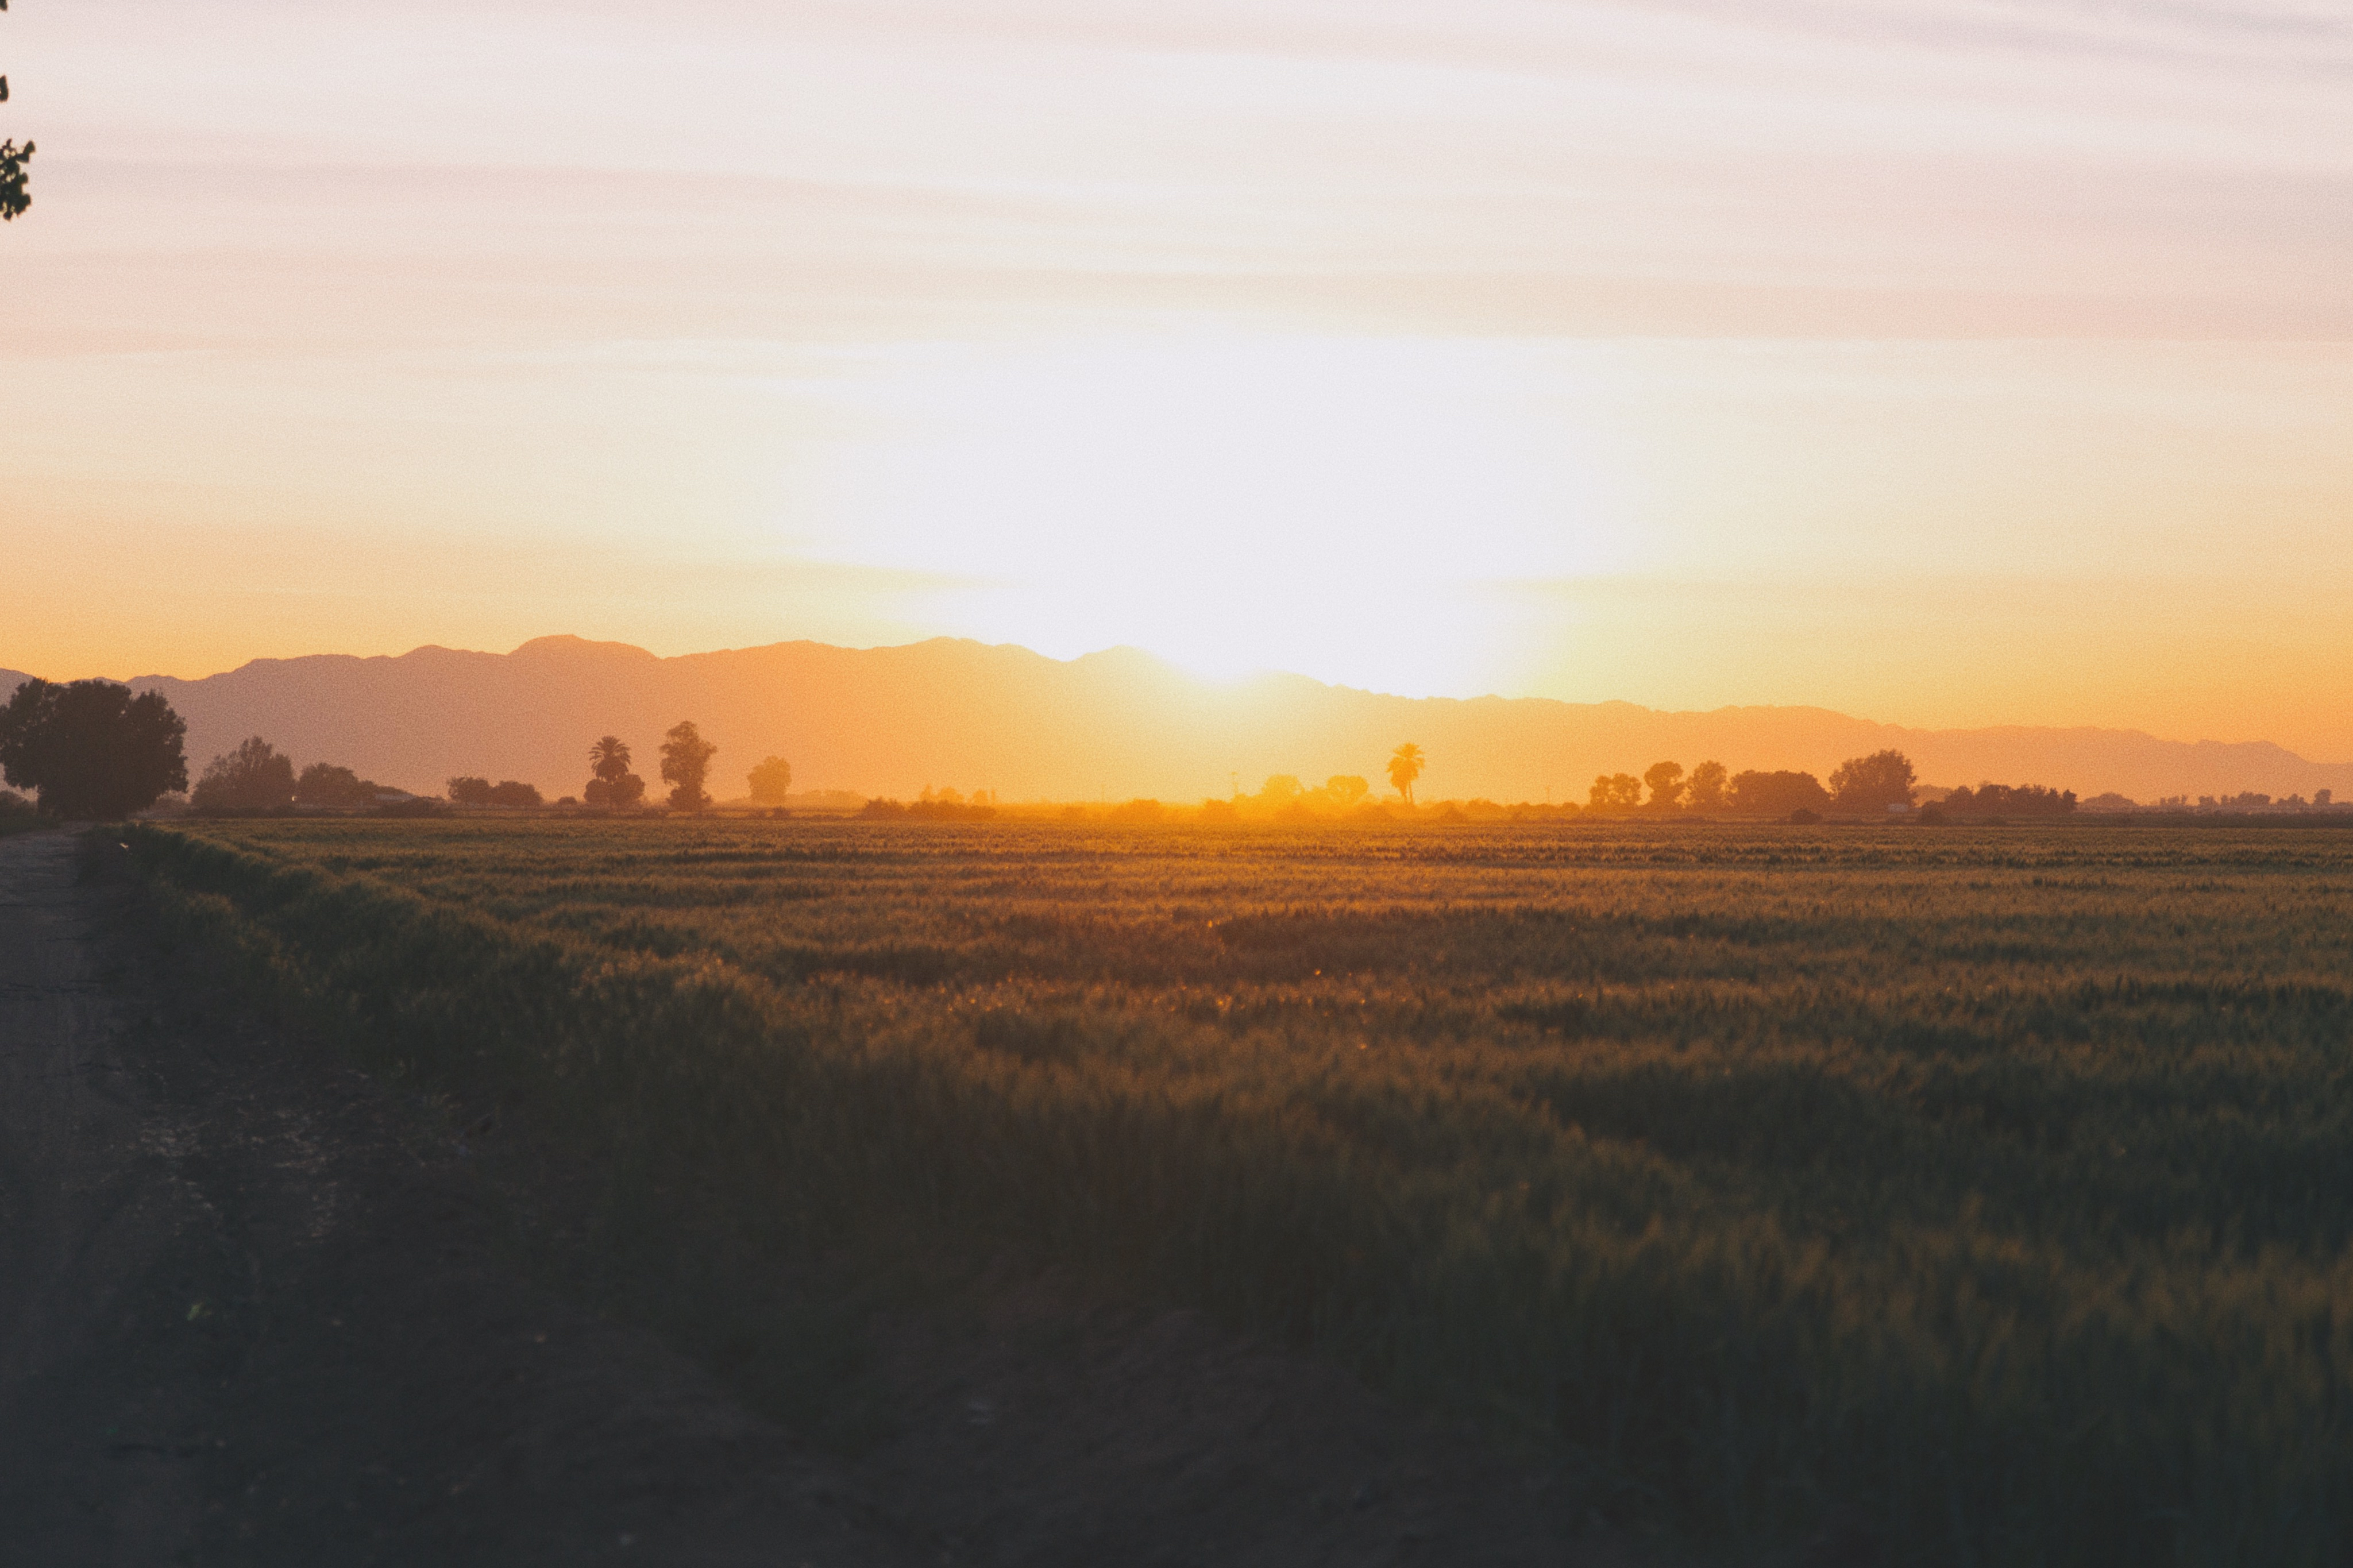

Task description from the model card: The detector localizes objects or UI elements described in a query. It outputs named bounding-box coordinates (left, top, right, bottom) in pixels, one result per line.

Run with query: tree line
left=0, top=678, right=2094, bottom=827
left=0, top=677, right=806, bottom=819
left=1585, top=750, right=1922, bottom=818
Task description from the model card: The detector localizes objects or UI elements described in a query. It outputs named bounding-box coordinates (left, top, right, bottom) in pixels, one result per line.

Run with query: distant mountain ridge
left=3, top=638, right=2348, bottom=805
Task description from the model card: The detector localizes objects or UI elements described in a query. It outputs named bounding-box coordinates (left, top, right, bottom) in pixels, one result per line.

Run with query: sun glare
left=786, top=335, right=1632, bottom=693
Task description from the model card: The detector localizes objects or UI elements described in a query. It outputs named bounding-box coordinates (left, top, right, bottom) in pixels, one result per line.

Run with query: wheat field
left=130, top=816, right=2353, bottom=1564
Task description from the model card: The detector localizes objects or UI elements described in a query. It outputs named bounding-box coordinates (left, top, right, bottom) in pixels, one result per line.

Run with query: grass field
left=127, top=816, right=2353, bottom=1564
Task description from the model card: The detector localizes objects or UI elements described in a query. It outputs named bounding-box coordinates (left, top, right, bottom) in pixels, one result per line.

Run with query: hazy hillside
left=5, top=640, right=2349, bottom=804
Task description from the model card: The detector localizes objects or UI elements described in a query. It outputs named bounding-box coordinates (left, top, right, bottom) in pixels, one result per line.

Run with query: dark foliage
left=295, top=762, right=388, bottom=809
left=192, top=736, right=296, bottom=813
left=1, top=0, right=28, bottom=222
left=0, top=785, right=39, bottom=835
left=0, top=678, right=188, bottom=818
left=1686, top=759, right=1729, bottom=811
left=1941, top=783, right=2076, bottom=817
left=1725, top=768, right=1830, bottom=816
left=661, top=720, right=717, bottom=812
left=584, top=774, right=646, bottom=809
left=0, top=138, right=28, bottom=222
left=1829, top=749, right=1916, bottom=813
left=1588, top=773, right=1641, bottom=811
left=446, top=776, right=494, bottom=808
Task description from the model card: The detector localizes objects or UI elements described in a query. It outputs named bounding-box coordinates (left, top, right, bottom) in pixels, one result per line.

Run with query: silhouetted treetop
left=748, top=755, right=793, bottom=804
left=295, top=761, right=386, bottom=809
left=661, top=720, right=716, bottom=812
left=589, top=735, right=632, bottom=782
left=1589, top=773, right=1641, bottom=812
left=1725, top=769, right=1830, bottom=817
left=1687, top=760, right=1729, bottom=812
left=1387, top=743, right=1425, bottom=806
left=195, top=737, right=297, bottom=813
left=0, top=678, right=188, bottom=819
left=1938, top=782, right=2076, bottom=817
left=1830, top=750, right=1917, bottom=813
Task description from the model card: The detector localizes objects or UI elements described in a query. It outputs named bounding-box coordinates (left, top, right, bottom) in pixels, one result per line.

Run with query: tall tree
left=1643, top=760, right=1687, bottom=810
left=660, top=720, right=717, bottom=812
left=1386, top=743, right=1426, bottom=806
left=0, top=678, right=188, bottom=818
left=2, top=0, right=32, bottom=223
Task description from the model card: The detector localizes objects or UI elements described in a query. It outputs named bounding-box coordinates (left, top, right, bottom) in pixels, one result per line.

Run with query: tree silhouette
left=1829, top=750, right=1917, bottom=814
left=296, top=762, right=384, bottom=809
left=1643, top=760, right=1687, bottom=810
left=1725, top=769, right=1830, bottom=817
left=195, top=737, right=298, bottom=813
left=1386, top=743, right=1426, bottom=805
left=1687, top=760, right=1729, bottom=812
left=585, top=735, right=646, bottom=809
left=0, top=678, right=187, bottom=818
left=1256, top=775, right=1305, bottom=808
left=1324, top=774, right=1370, bottom=808
left=589, top=735, right=631, bottom=782
left=661, top=720, right=717, bottom=812
left=1589, top=773, right=1642, bottom=812
left=446, top=775, right=493, bottom=808
left=2, top=0, right=31, bottom=222
left=585, top=773, right=645, bottom=809
left=1940, top=782, right=2075, bottom=817
left=747, top=755, right=793, bottom=804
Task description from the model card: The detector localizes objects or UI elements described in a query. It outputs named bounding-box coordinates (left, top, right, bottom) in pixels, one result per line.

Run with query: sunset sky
left=4, top=1, right=2350, bottom=755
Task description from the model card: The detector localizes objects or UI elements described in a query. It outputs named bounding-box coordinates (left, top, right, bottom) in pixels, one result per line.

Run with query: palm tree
left=1386, top=743, right=1426, bottom=806
left=588, top=735, right=631, bottom=783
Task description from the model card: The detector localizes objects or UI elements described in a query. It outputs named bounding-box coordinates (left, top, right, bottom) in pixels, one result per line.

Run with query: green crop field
left=128, top=817, right=2353, bottom=1564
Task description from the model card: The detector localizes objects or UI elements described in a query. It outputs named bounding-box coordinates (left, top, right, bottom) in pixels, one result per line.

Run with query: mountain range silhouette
left=5, top=636, right=2347, bottom=805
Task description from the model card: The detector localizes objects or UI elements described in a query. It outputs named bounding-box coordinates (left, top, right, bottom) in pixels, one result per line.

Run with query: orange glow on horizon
left=2, top=2, right=2348, bottom=758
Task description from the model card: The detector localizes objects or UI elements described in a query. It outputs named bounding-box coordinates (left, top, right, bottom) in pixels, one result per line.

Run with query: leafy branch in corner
left=1, top=0, right=29, bottom=223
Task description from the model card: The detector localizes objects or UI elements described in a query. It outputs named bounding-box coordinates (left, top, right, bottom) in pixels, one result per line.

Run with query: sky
left=3, top=0, right=2350, bottom=756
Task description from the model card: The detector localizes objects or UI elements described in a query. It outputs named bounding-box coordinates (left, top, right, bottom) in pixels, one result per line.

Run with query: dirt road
left=0, top=829, right=921, bottom=1565
left=0, top=828, right=1619, bottom=1567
